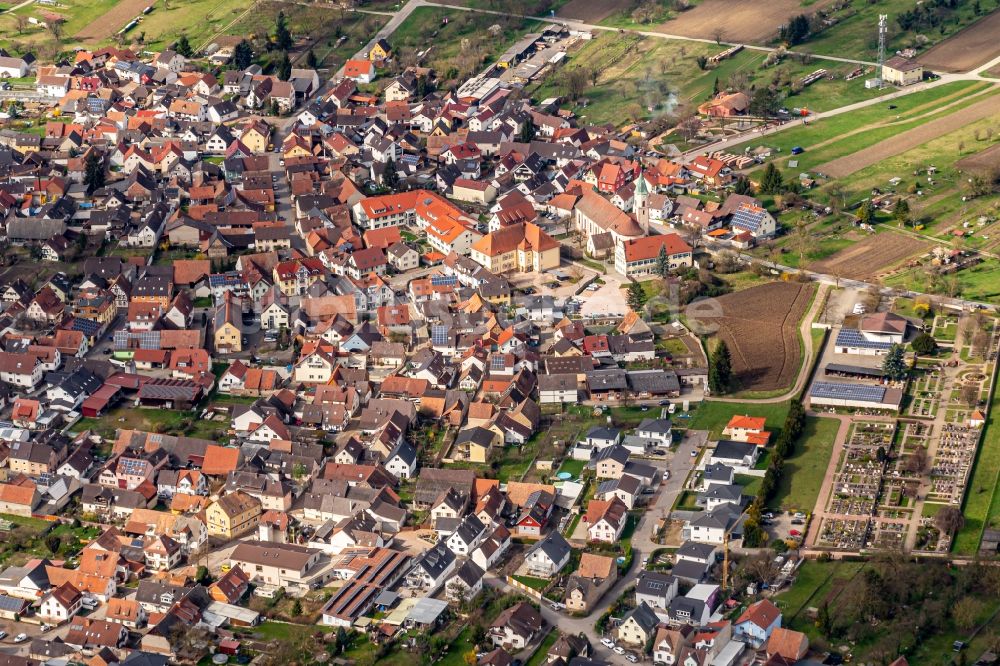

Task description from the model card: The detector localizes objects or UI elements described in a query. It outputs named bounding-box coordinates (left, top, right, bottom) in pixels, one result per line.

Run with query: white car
left=690, top=449, right=698, bottom=457
left=626, top=655, right=639, bottom=663
left=0, top=631, right=7, bottom=640
left=613, top=646, right=626, bottom=655
left=13, top=634, right=26, bottom=643
left=601, top=638, right=615, bottom=649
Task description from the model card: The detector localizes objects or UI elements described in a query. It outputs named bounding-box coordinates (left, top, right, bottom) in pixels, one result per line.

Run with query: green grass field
left=771, top=415, right=840, bottom=512
left=684, top=400, right=791, bottom=439
left=795, top=0, right=992, bottom=60
left=745, top=80, right=994, bottom=174
left=953, top=381, right=1000, bottom=554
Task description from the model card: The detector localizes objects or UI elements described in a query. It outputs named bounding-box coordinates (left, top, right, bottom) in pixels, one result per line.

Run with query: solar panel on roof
left=431, top=325, right=450, bottom=346
left=731, top=206, right=765, bottom=233
left=810, top=381, right=887, bottom=402
left=491, top=356, right=505, bottom=370
left=835, top=328, right=892, bottom=350
left=430, top=274, right=458, bottom=287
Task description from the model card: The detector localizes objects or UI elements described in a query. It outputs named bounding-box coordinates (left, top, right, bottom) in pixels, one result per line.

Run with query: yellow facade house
left=469, top=222, right=560, bottom=274
left=206, top=491, right=261, bottom=538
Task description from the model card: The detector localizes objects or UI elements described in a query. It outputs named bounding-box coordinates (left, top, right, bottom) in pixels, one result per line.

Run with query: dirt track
left=819, top=92, right=1000, bottom=178
left=648, top=0, right=833, bottom=43
left=917, top=10, right=1000, bottom=73
left=556, top=0, right=632, bottom=22
left=77, top=0, right=155, bottom=40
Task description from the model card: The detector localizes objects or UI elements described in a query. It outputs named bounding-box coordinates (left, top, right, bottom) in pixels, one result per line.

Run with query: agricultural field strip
left=819, top=91, right=1000, bottom=177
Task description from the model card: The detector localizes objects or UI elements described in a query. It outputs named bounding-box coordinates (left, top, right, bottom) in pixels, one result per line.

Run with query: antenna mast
left=877, top=14, right=887, bottom=89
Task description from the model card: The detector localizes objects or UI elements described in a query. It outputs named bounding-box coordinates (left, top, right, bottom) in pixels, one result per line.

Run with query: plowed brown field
left=810, top=233, right=930, bottom=281
left=703, top=281, right=815, bottom=392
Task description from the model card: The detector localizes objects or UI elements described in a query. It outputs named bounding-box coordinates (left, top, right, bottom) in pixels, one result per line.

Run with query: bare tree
left=47, top=17, right=66, bottom=40
left=904, top=445, right=928, bottom=474
left=712, top=27, right=726, bottom=45
left=960, top=383, right=980, bottom=407
left=15, top=14, right=29, bottom=34
left=934, top=506, right=965, bottom=537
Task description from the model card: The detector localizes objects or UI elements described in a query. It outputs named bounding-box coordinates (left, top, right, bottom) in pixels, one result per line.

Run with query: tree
left=44, top=534, right=61, bottom=555
left=695, top=55, right=708, bottom=70
left=232, top=39, right=255, bottom=70
left=960, top=382, right=980, bottom=407
left=518, top=120, right=535, bottom=143
left=566, top=68, right=589, bottom=100
left=893, top=197, right=911, bottom=226
left=935, top=506, right=965, bottom=536
left=290, top=599, right=302, bottom=616
left=655, top=244, right=670, bottom=278
left=709, top=340, right=733, bottom=394
left=759, top=162, right=783, bottom=194
left=626, top=281, right=646, bottom=312
left=953, top=596, right=982, bottom=631
left=749, top=86, right=783, bottom=117
left=904, top=444, right=927, bottom=474
left=383, top=157, right=399, bottom=189
left=857, top=199, right=876, bottom=226
left=276, top=51, right=292, bottom=80
left=174, top=33, right=193, bottom=57
left=712, top=27, right=725, bottom=45
left=732, top=175, right=753, bottom=195
left=306, top=49, right=318, bottom=68
left=275, top=10, right=292, bottom=51
left=780, top=14, right=811, bottom=44
left=881, top=343, right=907, bottom=381
left=911, top=332, right=936, bottom=354
left=15, top=14, right=28, bottom=34
left=47, top=17, right=66, bottom=40
left=84, top=151, right=105, bottom=194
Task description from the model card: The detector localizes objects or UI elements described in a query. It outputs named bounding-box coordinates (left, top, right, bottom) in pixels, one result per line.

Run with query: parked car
left=613, top=647, right=626, bottom=655
left=601, top=638, right=615, bottom=649
left=0, top=631, right=8, bottom=640
left=14, top=634, right=27, bottom=643
left=626, top=654, right=639, bottom=663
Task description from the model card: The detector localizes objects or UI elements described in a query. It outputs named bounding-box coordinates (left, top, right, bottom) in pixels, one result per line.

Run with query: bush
left=911, top=332, right=937, bottom=355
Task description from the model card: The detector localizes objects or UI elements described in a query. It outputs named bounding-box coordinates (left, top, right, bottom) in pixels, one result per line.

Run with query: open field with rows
left=917, top=8, right=1000, bottom=72
left=699, top=281, right=815, bottom=392
left=819, top=93, right=1000, bottom=177
left=809, top=232, right=930, bottom=281
left=651, top=0, right=834, bottom=43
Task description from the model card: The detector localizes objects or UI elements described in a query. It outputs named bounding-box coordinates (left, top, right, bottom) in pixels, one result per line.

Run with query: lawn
left=771, top=416, right=840, bottom=512
left=734, top=473, right=763, bottom=498
left=512, top=575, right=550, bottom=591
left=685, top=401, right=791, bottom=439
left=525, top=631, right=560, bottom=666
left=557, top=458, right=586, bottom=478
left=774, top=560, right=867, bottom=635
left=72, top=406, right=228, bottom=443
left=953, top=381, right=1000, bottom=554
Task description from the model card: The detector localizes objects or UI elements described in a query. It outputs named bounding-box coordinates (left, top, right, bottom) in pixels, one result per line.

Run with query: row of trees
left=742, top=400, right=807, bottom=546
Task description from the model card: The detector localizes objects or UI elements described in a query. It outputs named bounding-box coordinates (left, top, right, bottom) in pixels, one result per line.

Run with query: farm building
left=808, top=381, right=903, bottom=411
left=882, top=56, right=923, bottom=86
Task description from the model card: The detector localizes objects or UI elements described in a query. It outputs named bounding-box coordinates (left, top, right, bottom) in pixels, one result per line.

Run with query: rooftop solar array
left=430, top=274, right=458, bottom=287
left=811, top=381, right=887, bottom=402
left=835, top=328, right=892, bottom=350
left=431, top=325, right=450, bottom=346
left=731, top=206, right=766, bottom=233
